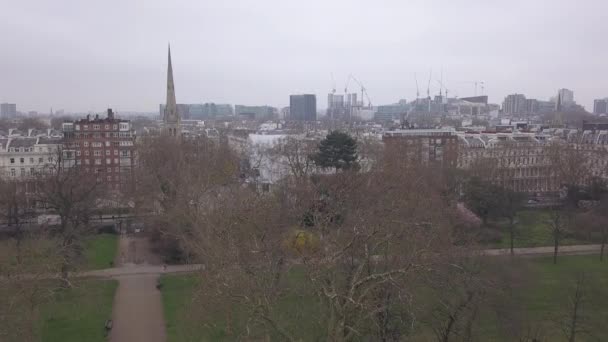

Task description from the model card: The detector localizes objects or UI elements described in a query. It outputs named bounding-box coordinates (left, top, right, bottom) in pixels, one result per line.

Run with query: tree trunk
left=509, top=218, right=515, bottom=256
left=600, top=233, right=606, bottom=262
left=553, top=237, right=559, bottom=265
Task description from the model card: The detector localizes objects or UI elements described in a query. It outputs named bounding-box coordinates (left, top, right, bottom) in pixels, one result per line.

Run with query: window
left=121, top=150, right=130, bottom=157
left=113, top=124, right=117, bottom=130
left=20, top=168, right=25, bottom=177
left=114, top=150, right=118, bottom=156
left=115, top=167, right=119, bottom=172
left=76, top=160, right=81, bottom=165
left=107, top=167, right=112, bottom=173
left=92, top=142, right=102, bottom=147
left=105, top=124, right=110, bottom=130
left=30, top=168, right=35, bottom=175
left=114, top=158, right=119, bottom=164
left=75, top=125, right=80, bottom=131
left=85, top=159, right=90, bottom=165
left=107, top=176, right=112, bottom=181
left=85, top=150, right=90, bottom=156
left=30, top=157, right=34, bottom=163
left=93, top=124, right=100, bottom=130
left=83, top=125, right=88, bottom=130
left=94, top=150, right=101, bottom=157
left=20, top=158, right=24, bottom=163
left=76, top=151, right=81, bottom=156
left=38, top=157, right=43, bottom=163
left=106, top=158, right=111, bottom=164
left=105, top=150, right=110, bottom=156
left=10, top=169, right=15, bottom=177
left=10, top=158, right=14, bottom=164
left=95, top=159, right=101, bottom=165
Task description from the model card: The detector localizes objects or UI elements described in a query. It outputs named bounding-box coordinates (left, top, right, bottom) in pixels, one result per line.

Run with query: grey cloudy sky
left=1, top=0, right=607, bottom=113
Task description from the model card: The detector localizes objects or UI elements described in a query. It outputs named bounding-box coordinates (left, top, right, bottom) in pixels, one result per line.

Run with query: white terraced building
left=0, top=136, right=62, bottom=179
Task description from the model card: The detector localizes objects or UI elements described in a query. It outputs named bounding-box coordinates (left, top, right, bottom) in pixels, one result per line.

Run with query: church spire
left=163, top=44, right=180, bottom=136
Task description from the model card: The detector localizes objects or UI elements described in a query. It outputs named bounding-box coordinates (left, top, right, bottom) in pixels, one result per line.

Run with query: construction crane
left=344, top=74, right=372, bottom=108
left=436, top=80, right=449, bottom=101
left=426, top=70, right=433, bottom=112
left=330, top=73, right=336, bottom=94
left=457, top=81, right=485, bottom=96
left=426, top=69, right=432, bottom=100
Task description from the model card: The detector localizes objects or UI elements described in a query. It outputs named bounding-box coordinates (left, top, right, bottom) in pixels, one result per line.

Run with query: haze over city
left=1, top=0, right=607, bottom=113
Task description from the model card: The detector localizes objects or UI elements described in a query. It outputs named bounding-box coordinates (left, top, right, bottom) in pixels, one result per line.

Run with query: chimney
left=107, top=108, right=114, bottom=120
left=86, top=114, right=91, bottom=121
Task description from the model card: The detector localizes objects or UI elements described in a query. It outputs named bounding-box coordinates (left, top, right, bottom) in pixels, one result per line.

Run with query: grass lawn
left=82, top=233, right=119, bottom=270
left=39, top=279, right=118, bottom=342
left=160, top=268, right=324, bottom=342
left=495, top=210, right=587, bottom=248
left=161, top=255, right=608, bottom=341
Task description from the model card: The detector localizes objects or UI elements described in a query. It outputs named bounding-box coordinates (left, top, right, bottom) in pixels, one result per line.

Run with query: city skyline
left=1, top=0, right=607, bottom=113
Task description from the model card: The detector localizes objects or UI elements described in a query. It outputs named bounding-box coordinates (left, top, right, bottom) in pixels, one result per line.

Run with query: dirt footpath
left=109, top=234, right=166, bottom=342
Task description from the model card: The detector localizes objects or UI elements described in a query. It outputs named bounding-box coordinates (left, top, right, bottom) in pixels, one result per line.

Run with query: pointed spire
left=163, top=44, right=180, bottom=136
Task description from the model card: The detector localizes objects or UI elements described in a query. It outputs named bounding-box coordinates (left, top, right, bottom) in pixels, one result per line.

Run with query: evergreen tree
left=312, top=131, right=358, bottom=171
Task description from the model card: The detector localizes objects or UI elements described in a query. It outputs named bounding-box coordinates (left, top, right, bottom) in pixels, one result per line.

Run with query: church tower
left=163, top=45, right=181, bottom=137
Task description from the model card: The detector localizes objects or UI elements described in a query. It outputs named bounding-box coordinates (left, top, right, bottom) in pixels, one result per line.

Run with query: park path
left=108, top=234, right=167, bottom=342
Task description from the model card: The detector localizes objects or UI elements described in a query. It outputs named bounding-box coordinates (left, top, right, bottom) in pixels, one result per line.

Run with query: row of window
left=73, top=132, right=133, bottom=139
left=75, top=123, right=129, bottom=131
left=10, top=157, right=52, bottom=164
left=74, top=150, right=130, bottom=157
left=70, top=140, right=134, bottom=147
left=7, top=146, right=53, bottom=153
left=75, top=157, right=130, bottom=166
left=9, top=168, right=36, bottom=177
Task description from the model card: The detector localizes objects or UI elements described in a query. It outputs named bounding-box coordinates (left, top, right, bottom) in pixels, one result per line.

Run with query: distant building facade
left=383, top=129, right=459, bottom=168
left=593, top=99, right=608, bottom=115
left=289, top=94, right=317, bottom=121
left=502, top=94, right=528, bottom=115
left=1, top=103, right=17, bottom=119
left=0, top=136, right=61, bottom=180
left=62, top=109, right=136, bottom=191
left=234, top=105, right=276, bottom=120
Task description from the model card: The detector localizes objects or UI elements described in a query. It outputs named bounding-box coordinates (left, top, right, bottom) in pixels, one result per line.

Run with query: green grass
left=39, top=279, right=118, bottom=342
left=495, top=210, right=587, bottom=248
left=160, top=268, right=324, bottom=342
left=83, top=234, right=119, bottom=270
left=161, top=256, right=608, bottom=341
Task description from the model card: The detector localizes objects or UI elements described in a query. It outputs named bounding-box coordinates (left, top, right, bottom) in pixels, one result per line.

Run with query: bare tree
left=547, top=206, right=568, bottom=265
left=0, top=179, right=35, bottom=263
left=268, top=135, right=318, bottom=181
left=554, top=273, right=591, bottom=342
left=0, top=234, right=63, bottom=341
left=34, top=148, right=105, bottom=283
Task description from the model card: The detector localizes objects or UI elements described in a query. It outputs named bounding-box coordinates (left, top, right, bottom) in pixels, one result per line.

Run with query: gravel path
left=108, top=234, right=167, bottom=342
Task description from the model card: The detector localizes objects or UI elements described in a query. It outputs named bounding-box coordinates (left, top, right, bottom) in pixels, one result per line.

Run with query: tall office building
left=593, top=98, right=608, bottom=115
left=1, top=103, right=17, bottom=118
left=502, top=94, right=527, bottom=115
left=557, top=89, right=574, bottom=105
left=289, top=94, right=317, bottom=121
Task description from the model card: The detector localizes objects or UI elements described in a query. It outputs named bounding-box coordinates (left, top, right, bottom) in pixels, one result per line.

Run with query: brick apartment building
left=62, top=109, right=136, bottom=191
left=382, top=129, right=459, bottom=168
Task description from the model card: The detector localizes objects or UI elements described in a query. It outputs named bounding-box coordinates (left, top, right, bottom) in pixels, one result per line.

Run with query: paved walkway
left=483, top=244, right=602, bottom=257
left=107, top=234, right=167, bottom=342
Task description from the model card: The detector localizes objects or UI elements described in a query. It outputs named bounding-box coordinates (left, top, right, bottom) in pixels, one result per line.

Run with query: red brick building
left=62, top=109, right=136, bottom=191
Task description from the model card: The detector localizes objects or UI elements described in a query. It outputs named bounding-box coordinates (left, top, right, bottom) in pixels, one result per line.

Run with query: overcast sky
left=1, top=0, right=607, bottom=113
